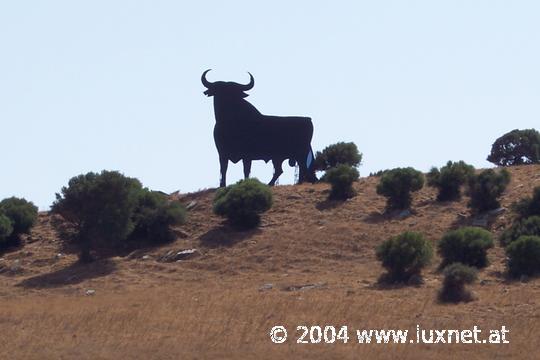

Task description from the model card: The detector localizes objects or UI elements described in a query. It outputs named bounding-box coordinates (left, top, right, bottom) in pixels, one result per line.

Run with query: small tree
left=439, top=263, right=478, bottom=303
left=0, top=214, right=14, bottom=248
left=376, top=231, right=433, bottom=282
left=513, top=186, right=540, bottom=220
left=506, top=235, right=540, bottom=277
left=314, top=142, right=362, bottom=172
left=376, top=167, right=424, bottom=210
left=325, top=164, right=359, bottom=200
left=467, top=169, right=510, bottom=212
left=52, top=171, right=144, bottom=262
left=213, top=178, right=273, bottom=229
left=438, top=227, right=494, bottom=268
left=132, top=190, right=187, bottom=243
left=487, top=128, right=540, bottom=166
left=427, top=161, right=475, bottom=201
left=0, top=197, right=38, bottom=236
left=500, top=216, right=540, bottom=247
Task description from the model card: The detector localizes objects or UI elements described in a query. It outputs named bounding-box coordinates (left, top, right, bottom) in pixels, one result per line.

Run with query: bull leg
left=219, top=156, right=228, bottom=187
left=268, top=159, right=283, bottom=186
left=298, top=152, right=309, bottom=183
left=298, top=162, right=307, bottom=183
left=242, top=159, right=252, bottom=179
left=298, top=148, right=316, bottom=183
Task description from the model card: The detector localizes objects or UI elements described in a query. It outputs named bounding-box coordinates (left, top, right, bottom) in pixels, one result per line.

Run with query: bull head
left=201, top=69, right=254, bottom=98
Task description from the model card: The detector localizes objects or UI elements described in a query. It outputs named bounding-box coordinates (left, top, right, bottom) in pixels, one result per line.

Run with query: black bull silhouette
left=202, top=70, right=317, bottom=187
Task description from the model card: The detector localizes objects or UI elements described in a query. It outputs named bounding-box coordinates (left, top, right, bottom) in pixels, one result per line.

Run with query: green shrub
left=376, top=231, right=433, bottom=282
left=487, top=128, right=540, bottom=166
left=467, top=169, right=510, bottom=212
left=500, top=216, right=540, bottom=247
left=314, top=142, right=362, bottom=172
left=427, top=161, right=475, bottom=201
left=506, top=235, right=540, bottom=277
left=513, top=186, right=540, bottom=220
left=52, top=171, right=144, bottom=261
left=325, top=164, right=359, bottom=200
left=439, top=263, right=478, bottom=303
left=132, top=190, right=186, bottom=243
left=213, top=178, right=273, bottom=229
left=52, top=171, right=188, bottom=261
left=376, top=167, right=424, bottom=210
left=438, top=227, right=494, bottom=268
left=0, top=214, right=14, bottom=247
left=0, top=197, right=38, bottom=236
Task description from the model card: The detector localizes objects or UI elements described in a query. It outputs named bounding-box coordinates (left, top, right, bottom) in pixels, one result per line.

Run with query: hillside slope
left=1, top=165, right=540, bottom=359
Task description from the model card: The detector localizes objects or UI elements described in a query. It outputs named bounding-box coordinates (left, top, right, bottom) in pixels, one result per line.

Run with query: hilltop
left=1, top=165, right=540, bottom=359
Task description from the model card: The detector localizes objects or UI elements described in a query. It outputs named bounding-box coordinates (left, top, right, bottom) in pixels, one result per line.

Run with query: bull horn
left=201, top=69, right=213, bottom=88
left=238, top=72, right=254, bottom=91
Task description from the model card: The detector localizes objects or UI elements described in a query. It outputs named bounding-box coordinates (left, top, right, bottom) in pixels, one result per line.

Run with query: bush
left=52, top=171, right=188, bottom=262
left=213, top=178, right=273, bottom=229
left=439, top=263, right=478, bottom=303
left=132, top=190, right=186, bottom=243
left=314, top=142, right=362, bottom=172
left=0, top=197, right=38, bottom=236
left=506, top=235, right=540, bottom=277
left=467, top=169, right=510, bottom=212
left=438, top=227, right=494, bottom=268
left=513, top=186, right=540, bottom=220
left=52, top=171, right=144, bottom=262
left=487, top=128, right=540, bottom=166
left=500, top=216, right=540, bottom=247
left=376, top=231, right=433, bottom=282
left=427, top=161, right=475, bottom=201
left=0, top=214, right=14, bottom=247
left=325, top=164, right=359, bottom=200
left=376, top=167, right=424, bottom=210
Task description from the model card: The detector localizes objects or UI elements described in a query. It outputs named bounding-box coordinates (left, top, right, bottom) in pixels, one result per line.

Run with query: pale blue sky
left=1, top=1, right=539, bottom=209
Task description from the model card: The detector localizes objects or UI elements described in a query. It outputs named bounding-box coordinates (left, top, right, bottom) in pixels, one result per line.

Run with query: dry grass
left=1, top=165, right=540, bottom=359
left=1, top=286, right=538, bottom=359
